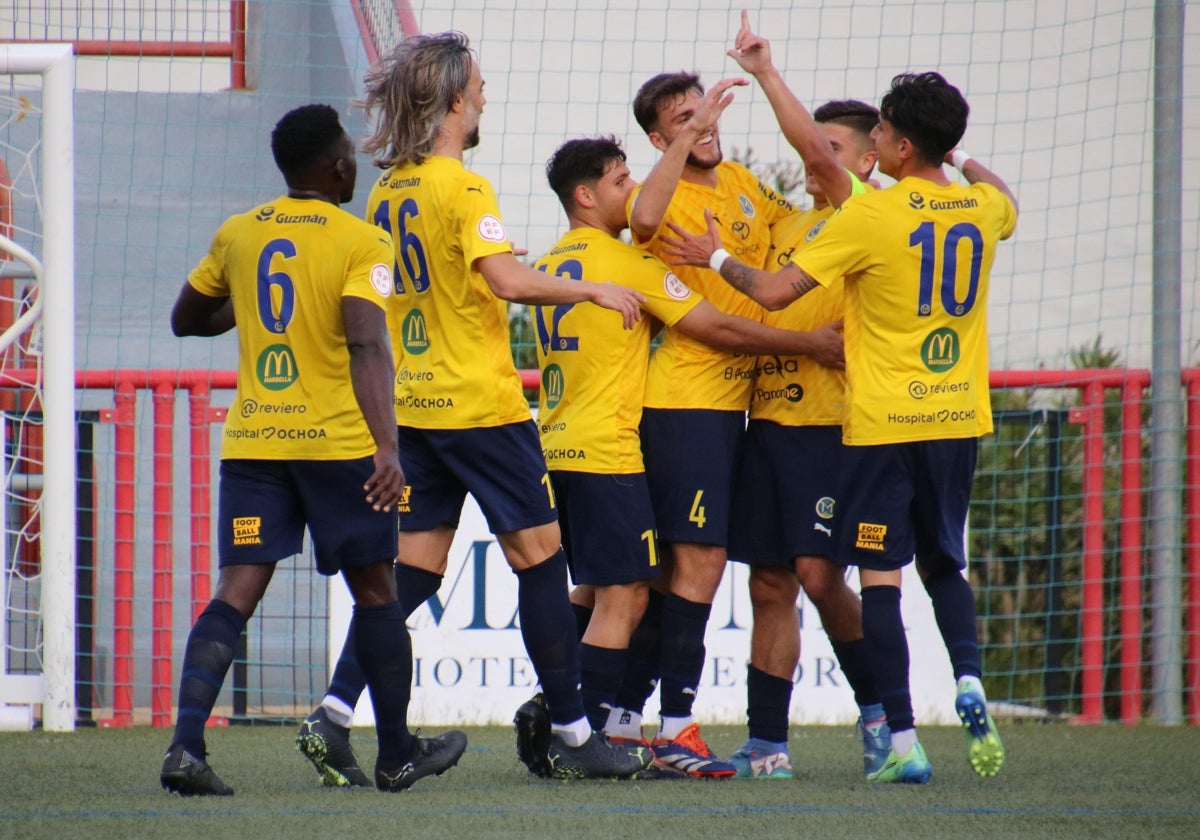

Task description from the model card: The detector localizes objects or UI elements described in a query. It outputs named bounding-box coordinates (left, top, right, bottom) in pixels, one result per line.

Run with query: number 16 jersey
left=367, top=156, right=530, bottom=430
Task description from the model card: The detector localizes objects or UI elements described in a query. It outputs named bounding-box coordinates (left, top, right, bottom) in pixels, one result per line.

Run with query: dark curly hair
left=270, top=103, right=345, bottom=177
left=879, top=72, right=968, bottom=166
left=545, top=136, right=627, bottom=213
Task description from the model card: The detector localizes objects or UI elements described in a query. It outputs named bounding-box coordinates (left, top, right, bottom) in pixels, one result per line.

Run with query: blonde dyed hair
left=359, top=31, right=475, bottom=167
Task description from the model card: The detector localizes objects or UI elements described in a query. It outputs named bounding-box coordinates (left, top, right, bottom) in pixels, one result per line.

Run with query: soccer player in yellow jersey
left=160, top=104, right=465, bottom=796
left=717, top=100, right=889, bottom=781
left=298, top=32, right=650, bottom=783
left=664, top=14, right=891, bottom=782
left=528, top=137, right=846, bottom=769
left=671, top=71, right=1018, bottom=784
left=600, top=62, right=828, bottom=777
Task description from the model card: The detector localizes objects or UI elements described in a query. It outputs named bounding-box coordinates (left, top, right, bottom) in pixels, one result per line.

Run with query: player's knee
left=498, top=521, right=562, bottom=568
left=794, top=556, right=845, bottom=607
left=919, top=563, right=965, bottom=593
left=748, top=566, right=799, bottom=608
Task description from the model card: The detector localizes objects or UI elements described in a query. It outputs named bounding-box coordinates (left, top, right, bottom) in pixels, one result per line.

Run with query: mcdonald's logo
left=256, top=344, right=299, bottom=391
left=402, top=309, right=430, bottom=355
left=920, top=327, right=960, bottom=373
left=543, top=363, right=565, bottom=409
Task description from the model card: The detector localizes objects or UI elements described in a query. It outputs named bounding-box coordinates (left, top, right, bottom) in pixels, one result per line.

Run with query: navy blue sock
left=172, top=599, right=246, bottom=755
left=395, top=564, right=444, bottom=617
left=922, top=568, right=982, bottom=680
left=326, top=622, right=365, bottom=711
left=579, top=643, right=628, bottom=731
left=746, top=663, right=792, bottom=743
left=614, top=588, right=663, bottom=712
left=861, top=585, right=914, bottom=733
left=572, top=603, right=594, bottom=640
left=516, top=550, right=585, bottom=725
left=658, top=593, right=712, bottom=718
left=354, top=600, right=414, bottom=763
left=325, top=564, right=443, bottom=710
left=830, top=638, right=880, bottom=707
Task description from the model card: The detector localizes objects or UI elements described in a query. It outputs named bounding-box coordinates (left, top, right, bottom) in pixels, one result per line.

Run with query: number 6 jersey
left=795, top=178, right=1017, bottom=445
left=187, top=195, right=394, bottom=460
left=367, top=156, right=528, bottom=430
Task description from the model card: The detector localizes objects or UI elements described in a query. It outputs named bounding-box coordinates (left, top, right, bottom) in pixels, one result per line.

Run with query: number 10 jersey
left=795, top=177, right=1017, bottom=445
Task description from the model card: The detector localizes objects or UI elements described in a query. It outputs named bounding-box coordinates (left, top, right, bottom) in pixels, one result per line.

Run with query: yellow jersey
left=795, top=177, right=1018, bottom=445
left=188, top=195, right=395, bottom=460
left=367, top=156, right=529, bottom=429
left=534, top=227, right=702, bottom=473
left=752, top=174, right=868, bottom=426
left=630, top=161, right=793, bottom=410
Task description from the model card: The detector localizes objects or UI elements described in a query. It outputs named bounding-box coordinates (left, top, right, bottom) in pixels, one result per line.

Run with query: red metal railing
left=8, top=1, right=248, bottom=90
left=43, top=370, right=233, bottom=727
left=994, top=369, right=1152, bottom=724
left=1187, top=369, right=1200, bottom=724
left=2, top=366, right=1194, bottom=725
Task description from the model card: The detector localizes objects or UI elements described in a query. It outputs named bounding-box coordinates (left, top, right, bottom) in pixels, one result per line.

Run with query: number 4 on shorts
left=688, top=490, right=706, bottom=529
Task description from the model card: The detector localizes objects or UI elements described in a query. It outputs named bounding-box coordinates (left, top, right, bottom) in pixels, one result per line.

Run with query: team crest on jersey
left=921, top=327, right=960, bottom=372
left=543, top=364, right=565, bottom=409
left=256, top=344, right=299, bottom=391
left=477, top=214, right=507, bottom=242
left=370, top=263, right=392, bottom=297
left=806, top=219, right=827, bottom=241
left=738, top=194, right=756, bottom=218
left=402, top=310, right=430, bottom=355
left=663, top=272, right=691, bottom=300
left=815, top=496, right=835, bottom=520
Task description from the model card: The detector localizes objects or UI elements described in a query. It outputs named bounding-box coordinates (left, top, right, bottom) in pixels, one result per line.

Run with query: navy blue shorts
left=217, top=457, right=398, bottom=575
left=729, top=422, right=842, bottom=567
left=551, top=470, right=662, bottom=586
left=640, top=408, right=745, bottom=547
left=397, top=421, right=557, bottom=534
left=833, top=438, right=978, bottom=573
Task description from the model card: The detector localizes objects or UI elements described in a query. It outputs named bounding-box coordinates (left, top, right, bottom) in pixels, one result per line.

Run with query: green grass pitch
left=3, top=722, right=1198, bottom=839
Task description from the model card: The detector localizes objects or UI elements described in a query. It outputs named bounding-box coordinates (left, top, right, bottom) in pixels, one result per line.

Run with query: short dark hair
left=879, top=72, right=968, bottom=165
left=813, top=99, right=879, bottom=139
left=545, top=136, right=627, bottom=213
left=270, top=103, right=345, bottom=177
left=632, top=71, right=704, bottom=134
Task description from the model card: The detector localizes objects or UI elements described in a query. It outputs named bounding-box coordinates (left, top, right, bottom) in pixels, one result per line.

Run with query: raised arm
left=727, top=11, right=853, bottom=208
left=660, top=209, right=820, bottom=310
left=946, top=147, right=1019, bottom=214
left=343, top=296, right=405, bottom=512
left=628, top=77, right=748, bottom=240
left=475, top=251, right=645, bottom=329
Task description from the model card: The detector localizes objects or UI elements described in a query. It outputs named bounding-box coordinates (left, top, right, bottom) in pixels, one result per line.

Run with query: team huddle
left=159, top=12, right=1017, bottom=796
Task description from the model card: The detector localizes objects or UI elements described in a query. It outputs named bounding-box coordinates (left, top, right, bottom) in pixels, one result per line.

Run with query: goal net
left=0, top=44, right=75, bottom=732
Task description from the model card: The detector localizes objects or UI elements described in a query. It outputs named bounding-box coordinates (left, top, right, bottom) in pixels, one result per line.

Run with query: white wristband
left=709, top=248, right=731, bottom=273
left=950, top=149, right=973, bottom=171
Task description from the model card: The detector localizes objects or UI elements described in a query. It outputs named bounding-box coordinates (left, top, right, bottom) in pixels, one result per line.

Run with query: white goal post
left=0, top=43, right=76, bottom=733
